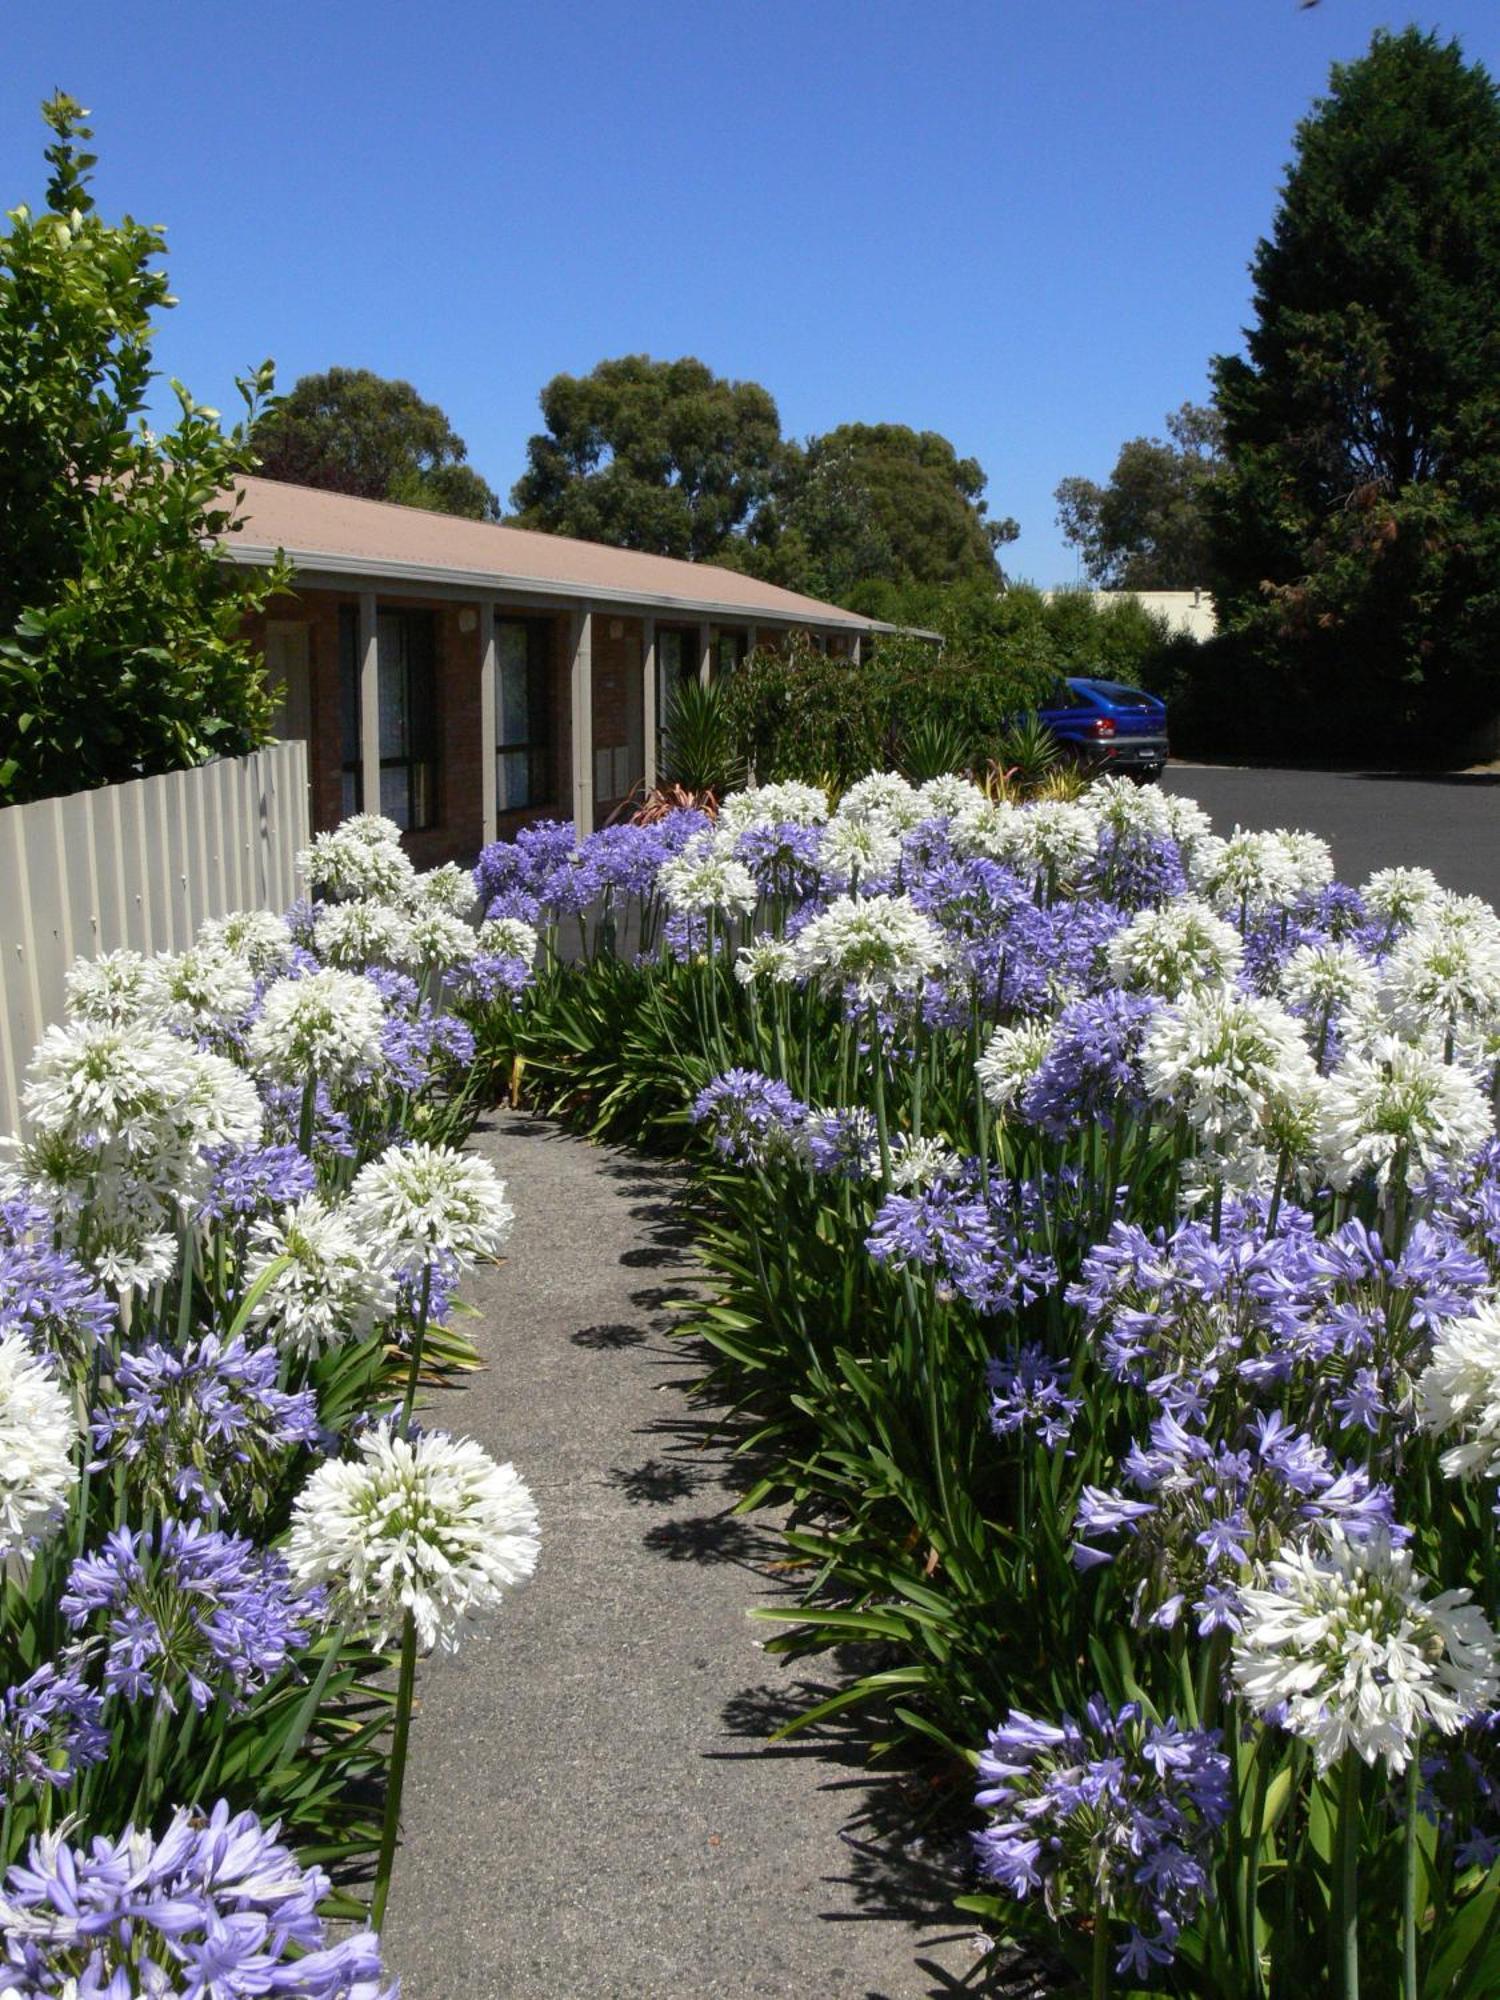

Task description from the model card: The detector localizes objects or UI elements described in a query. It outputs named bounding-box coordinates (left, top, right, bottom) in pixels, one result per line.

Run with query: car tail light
left=1087, top=717, right=1116, bottom=738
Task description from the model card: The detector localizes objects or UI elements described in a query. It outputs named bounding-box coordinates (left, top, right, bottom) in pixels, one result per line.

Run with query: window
left=339, top=607, right=438, bottom=830
left=496, top=618, right=553, bottom=813
left=716, top=630, right=747, bottom=678
left=655, top=627, right=696, bottom=757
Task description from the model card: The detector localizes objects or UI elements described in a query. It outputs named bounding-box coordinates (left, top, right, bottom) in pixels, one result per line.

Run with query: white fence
left=0, top=741, right=310, bottom=1134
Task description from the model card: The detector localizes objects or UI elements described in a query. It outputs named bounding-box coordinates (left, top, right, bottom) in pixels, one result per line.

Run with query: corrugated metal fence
left=0, top=742, right=309, bottom=1134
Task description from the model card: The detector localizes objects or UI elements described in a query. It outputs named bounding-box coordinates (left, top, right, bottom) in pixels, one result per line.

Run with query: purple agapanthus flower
left=1019, top=990, right=1158, bottom=1137
left=987, top=1344, right=1080, bottom=1450
left=868, top=1169, right=1057, bottom=1316
left=974, top=1696, right=1229, bottom=1977
left=61, top=1520, right=317, bottom=1713
left=0, top=1194, right=115, bottom=1368
left=93, top=1334, right=321, bottom=1515
left=0, top=1797, right=394, bottom=1997
left=691, top=1069, right=809, bottom=1167
left=197, top=1144, right=316, bottom=1226
left=0, top=1661, right=108, bottom=1801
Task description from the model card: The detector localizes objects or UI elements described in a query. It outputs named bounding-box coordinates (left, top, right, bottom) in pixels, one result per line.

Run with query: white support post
left=358, top=591, right=380, bottom=819
left=570, top=607, right=594, bottom=835
left=698, top=620, right=714, bottom=688
left=641, top=615, right=658, bottom=794
left=746, top=624, right=758, bottom=659
left=479, top=600, right=497, bottom=845
left=851, top=633, right=862, bottom=666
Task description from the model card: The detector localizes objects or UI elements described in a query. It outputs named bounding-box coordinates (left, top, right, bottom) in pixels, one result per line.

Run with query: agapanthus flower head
left=197, top=1141, right=316, bottom=1226
left=0, top=1331, right=75, bottom=1559
left=313, top=897, right=415, bottom=970
left=887, top=1133, right=966, bottom=1190
left=819, top=815, right=902, bottom=889
left=247, top=966, right=386, bottom=1087
left=835, top=770, right=922, bottom=831
left=61, top=1518, right=315, bottom=1712
left=734, top=935, right=799, bottom=989
left=974, top=1696, right=1229, bottom=1977
left=914, top=773, right=987, bottom=826
left=346, top=1141, right=513, bottom=1281
left=198, top=906, right=296, bottom=977
left=1417, top=1298, right=1500, bottom=1482
left=93, top=1332, right=321, bottom=1516
left=867, top=1169, right=1058, bottom=1316
left=1363, top=865, right=1444, bottom=933
left=1007, top=798, right=1099, bottom=885
left=287, top=1421, right=539, bottom=1652
left=151, top=941, right=257, bottom=1039
left=1381, top=919, right=1500, bottom=1043
left=299, top=816, right=415, bottom=903
left=1280, top=939, right=1379, bottom=1024
left=1232, top=1526, right=1500, bottom=1772
left=1082, top=772, right=1176, bottom=841
left=975, top=1019, right=1054, bottom=1113
left=987, top=1344, right=1080, bottom=1450
left=0, top=1798, right=393, bottom=1998
left=1318, top=1034, right=1491, bottom=1191
left=406, top=859, right=477, bottom=916
left=1190, top=828, right=1305, bottom=911
left=0, top=1660, right=107, bottom=1801
left=0, top=1193, right=115, bottom=1370
left=717, top=779, right=829, bottom=833
left=691, top=1070, right=808, bottom=1167
left=798, top=1106, right=881, bottom=1181
left=1106, top=898, right=1244, bottom=1000
left=62, top=948, right=160, bottom=1027
left=1020, top=990, right=1159, bottom=1137
left=244, top=1193, right=396, bottom=1358
left=656, top=837, right=758, bottom=918
left=793, top=893, right=947, bottom=1006
left=403, top=906, right=479, bottom=974
left=1142, top=988, right=1319, bottom=1150
left=477, top=914, right=541, bottom=964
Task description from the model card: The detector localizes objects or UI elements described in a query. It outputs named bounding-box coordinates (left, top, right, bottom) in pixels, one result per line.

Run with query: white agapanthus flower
left=477, top=916, right=540, bottom=964
left=63, top=950, right=161, bottom=1027
left=347, top=1142, right=513, bottom=1281
left=151, top=942, right=257, bottom=1039
left=287, top=1423, right=539, bottom=1653
left=1317, top=1035, right=1491, bottom=1190
left=21, top=1020, right=258, bottom=1166
left=402, top=908, right=477, bottom=974
left=1232, top=1527, right=1500, bottom=1773
left=1142, top=989, right=1319, bottom=1147
left=734, top=936, right=799, bottom=988
left=244, top=1194, right=396, bottom=1357
left=1107, top=899, right=1244, bottom=1000
left=180, top=1051, right=264, bottom=1155
left=716, top=780, right=829, bottom=834
left=1081, top=773, right=1174, bottom=840
left=1381, top=921, right=1500, bottom=1044
left=975, top=1020, right=1053, bottom=1112
left=1157, top=791, right=1214, bottom=860
left=1280, top=940, right=1380, bottom=1022
left=948, top=796, right=1021, bottom=862
left=1416, top=1298, right=1500, bottom=1483
left=247, top=969, right=386, bottom=1087
left=91, top=1227, right=180, bottom=1298
left=197, top=908, right=295, bottom=978
left=405, top=861, right=477, bottom=917
left=792, top=893, right=947, bottom=1006
left=1275, top=829, right=1335, bottom=897
left=656, top=838, right=758, bottom=919
left=887, top=1134, right=965, bottom=1190
left=1010, top=800, right=1098, bottom=882
left=835, top=771, right=923, bottom=832
left=1362, top=865, right=1443, bottom=932
left=298, top=818, right=415, bottom=904
left=1190, top=828, right=1303, bottom=911
left=819, top=816, right=903, bottom=888
left=313, top=900, right=415, bottom=971
left=0, top=1331, right=77, bottom=1558
left=914, top=773, right=987, bottom=827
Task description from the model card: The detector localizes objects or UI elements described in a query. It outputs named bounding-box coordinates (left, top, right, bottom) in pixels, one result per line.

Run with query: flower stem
left=399, top=1265, right=434, bottom=1430
left=1090, top=1897, right=1110, bottom=2000
left=371, top=1610, right=419, bottom=1933
left=1402, top=1747, right=1421, bottom=2000
left=1337, top=1753, right=1361, bottom=2000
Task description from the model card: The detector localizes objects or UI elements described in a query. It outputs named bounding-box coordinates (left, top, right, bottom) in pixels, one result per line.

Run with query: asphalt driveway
left=1163, top=764, right=1500, bottom=902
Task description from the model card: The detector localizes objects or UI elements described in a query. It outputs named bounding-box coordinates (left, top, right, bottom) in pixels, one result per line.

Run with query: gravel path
left=380, top=1112, right=985, bottom=2000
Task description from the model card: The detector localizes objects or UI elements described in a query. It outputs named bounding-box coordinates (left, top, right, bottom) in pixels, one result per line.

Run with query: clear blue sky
left=6, top=0, right=1499, bottom=585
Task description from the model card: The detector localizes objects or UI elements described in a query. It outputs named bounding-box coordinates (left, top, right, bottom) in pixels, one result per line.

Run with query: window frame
left=494, top=615, right=554, bottom=817
left=338, top=606, right=440, bottom=831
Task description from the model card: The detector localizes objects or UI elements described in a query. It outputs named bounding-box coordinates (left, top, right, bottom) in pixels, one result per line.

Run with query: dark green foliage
left=992, top=712, right=1060, bottom=785
left=1209, top=28, right=1500, bottom=758
left=1055, top=403, right=1223, bottom=589
left=660, top=676, right=743, bottom=796
left=897, top=711, right=975, bottom=783
left=0, top=96, right=283, bottom=806
left=254, top=367, right=500, bottom=520
left=762, top=422, right=1016, bottom=601
left=717, top=634, right=885, bottom=788
left=511, top=354, right=787, bottom=560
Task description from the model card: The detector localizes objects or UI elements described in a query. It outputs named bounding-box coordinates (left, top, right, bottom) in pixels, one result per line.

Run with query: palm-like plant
left=661, top=678, right=743, bottom=799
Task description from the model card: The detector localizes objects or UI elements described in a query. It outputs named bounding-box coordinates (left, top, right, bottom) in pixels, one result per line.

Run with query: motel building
left=224, top=478, right=891, bottom=866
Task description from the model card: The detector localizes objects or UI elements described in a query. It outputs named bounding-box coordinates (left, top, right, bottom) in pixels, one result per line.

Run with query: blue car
left=1037, top=677, right=1169, bottom=781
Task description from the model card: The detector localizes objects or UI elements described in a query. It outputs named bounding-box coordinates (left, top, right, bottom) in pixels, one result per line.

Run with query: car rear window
left=1087, top=681, right=1157, bottom=707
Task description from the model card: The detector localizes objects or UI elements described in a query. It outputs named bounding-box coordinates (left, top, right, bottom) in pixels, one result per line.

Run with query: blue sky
left=6, top=0, right=1499, bottom=585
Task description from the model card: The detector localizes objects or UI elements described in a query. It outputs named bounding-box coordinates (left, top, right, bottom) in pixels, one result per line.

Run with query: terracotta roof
left=221, top=477, right=882, bottom=631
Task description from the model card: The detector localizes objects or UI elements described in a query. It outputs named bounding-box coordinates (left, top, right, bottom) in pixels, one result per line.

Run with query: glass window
left=496, top=619, right=552, bottom=814
left=655, top=628, right=695, bottom=759
left=339, top=607, right=438, bottom=830
left=716, top=630, right=746, bottom=678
